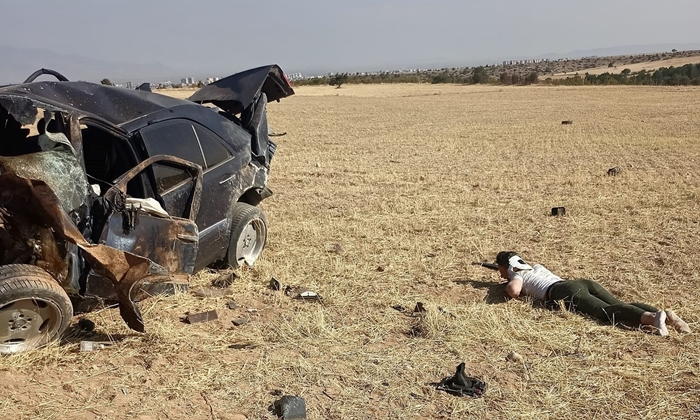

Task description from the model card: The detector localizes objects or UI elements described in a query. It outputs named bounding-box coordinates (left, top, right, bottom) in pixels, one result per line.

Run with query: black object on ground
left=78, top=318, right=95, bottom=332
left=562, top=120, right=573, bottom=125
left=270, top=277, right=281, bottom=291
left=413, top=302, right=426, bottom=314
left=272, top=395, right=307, bottom=419
left=551, top=206, right=566, bottom=216
left=436, top=362, right=487, bottom=397
left=184, top=310, right=218, bottom=324
left=391, top=305, right=405, bottom=312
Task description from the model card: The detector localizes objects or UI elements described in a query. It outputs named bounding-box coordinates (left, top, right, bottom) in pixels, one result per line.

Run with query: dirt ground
left=1, top=84, right=699, bottom=419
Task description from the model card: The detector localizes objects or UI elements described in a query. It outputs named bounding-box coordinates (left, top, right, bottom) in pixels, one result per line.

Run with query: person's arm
left=505, top=276, right=523, bottom=299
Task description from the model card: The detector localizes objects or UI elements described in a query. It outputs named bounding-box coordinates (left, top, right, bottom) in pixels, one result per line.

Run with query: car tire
left=225, top=203, right=268, bottom=268
left=0, top=264, right=73, bottom=355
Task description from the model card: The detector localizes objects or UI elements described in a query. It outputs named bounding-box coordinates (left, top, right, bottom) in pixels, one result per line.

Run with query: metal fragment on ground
left=273, top=395, right=307, bottom=420
left=184, top=310, right=218, bottom=324
left=270, top=277, right=281, bottom=291
left=294, top=290, right=322, bottom=301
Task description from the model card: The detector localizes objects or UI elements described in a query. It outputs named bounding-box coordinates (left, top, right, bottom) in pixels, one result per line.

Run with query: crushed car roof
left=0, top=81, right=199, bottom=126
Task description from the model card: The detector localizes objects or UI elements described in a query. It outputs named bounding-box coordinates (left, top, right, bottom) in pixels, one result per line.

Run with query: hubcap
left=0, top=298, right=62, bottom=353
left=235, top=219, right=266, bottom=266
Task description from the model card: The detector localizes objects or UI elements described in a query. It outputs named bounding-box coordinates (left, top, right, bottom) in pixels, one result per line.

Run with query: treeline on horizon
left=292, top=63, right=700, bottom=87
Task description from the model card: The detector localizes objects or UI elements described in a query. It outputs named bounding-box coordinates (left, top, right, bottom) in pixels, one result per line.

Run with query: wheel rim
left=0, top=298, right=63, bottom=353
left=235, top=218, right=266, bottom=266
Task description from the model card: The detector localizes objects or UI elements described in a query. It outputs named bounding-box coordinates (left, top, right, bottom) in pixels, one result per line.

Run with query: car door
left=99, top=155, right=202, bottom=275
left=137, top=120, right=238, bottom=270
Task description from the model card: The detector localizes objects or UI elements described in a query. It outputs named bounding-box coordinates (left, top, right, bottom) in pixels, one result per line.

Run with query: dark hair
left=496, top=251, right=518, bottom=267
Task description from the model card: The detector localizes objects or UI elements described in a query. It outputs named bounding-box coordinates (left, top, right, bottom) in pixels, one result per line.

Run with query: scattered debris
left=376, top=265, right=385, bottom=272
left=79, top=341, right=114, bottom=352
left=607, top=166, right=622, bottom=176
left=562, top=120, right=574, bottom=125
left=506, top=351, right=524, bottom=363
left=294, top=290, right=323, bottom=302
left=183, top=310, right=218, bottom=324
left=436, top=362, right=487, bottom=397
left=273, top=395, right=307, bottom=420
left=391, top=304, right=406, bottom=312
left=78, top=318, right=95, bottom=332
left=226, top=301, right=239, bottom=310
left=426, top=253, right=436, bottom=258
left=270, top=277, right=281, bottom=291
left=191, top=287, right=229, bottom=298
left=551, top=206, right=566, bottom=216
left=413, top=302, right=426, bottom=314
left=232, top=317, right=251, bottom=327
left=211, top=272, right=236, bottom=288
left=247, top=308, right=258, bottom=314
left=284, top=285, right=295, bottom=296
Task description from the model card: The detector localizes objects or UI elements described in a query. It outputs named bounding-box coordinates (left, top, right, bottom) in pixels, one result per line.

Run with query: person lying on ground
left=494, top=251, right=691, bottom=336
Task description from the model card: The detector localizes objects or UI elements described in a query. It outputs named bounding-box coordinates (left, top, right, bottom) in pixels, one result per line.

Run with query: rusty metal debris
left=184, top=310, right=218, bottom=324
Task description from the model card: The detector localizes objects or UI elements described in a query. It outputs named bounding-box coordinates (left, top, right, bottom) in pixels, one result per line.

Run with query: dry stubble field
left=1, top=84, right=700, bottom=419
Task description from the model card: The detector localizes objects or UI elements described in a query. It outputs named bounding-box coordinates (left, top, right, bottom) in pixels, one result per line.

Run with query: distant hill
left=0, top=45, right=176, bottom=85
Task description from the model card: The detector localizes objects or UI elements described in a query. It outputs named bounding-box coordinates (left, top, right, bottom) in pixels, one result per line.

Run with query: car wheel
left=226, top=203, right=267, bottom=268
left=0, top=265, right=73, bottom=355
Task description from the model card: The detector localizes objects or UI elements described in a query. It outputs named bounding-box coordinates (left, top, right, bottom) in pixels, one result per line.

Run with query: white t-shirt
left=509, top=264, right=563, bottom=300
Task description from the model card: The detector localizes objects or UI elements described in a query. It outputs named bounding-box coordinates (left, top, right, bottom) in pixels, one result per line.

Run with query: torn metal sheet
left=0, top=173, right=165, bottom=332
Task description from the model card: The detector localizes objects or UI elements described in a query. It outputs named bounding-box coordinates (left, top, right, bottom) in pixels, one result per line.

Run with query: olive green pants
left=548, top=279, right=658, bottom=326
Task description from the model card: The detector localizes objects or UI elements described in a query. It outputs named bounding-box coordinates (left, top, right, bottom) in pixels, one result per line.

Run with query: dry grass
left=2, top=84, right=700, bottom=419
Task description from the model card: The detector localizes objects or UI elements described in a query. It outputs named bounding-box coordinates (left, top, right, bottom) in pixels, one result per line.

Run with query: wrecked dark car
left=0, top=65, right=294, bottom=353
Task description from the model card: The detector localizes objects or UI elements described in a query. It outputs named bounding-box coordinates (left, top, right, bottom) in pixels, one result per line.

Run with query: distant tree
left=621, top=68, right=631, bottom=75
left=608, top=62, right=615, bottom=68
left=471, top=66, right=490, bottom=84
left=100, top=78, right=113, bottom=86
left=329, top=73, right=349, bottom=88
left=526, top=71, right=539, bottom=84
left=499, top=72, right=511, bottom=85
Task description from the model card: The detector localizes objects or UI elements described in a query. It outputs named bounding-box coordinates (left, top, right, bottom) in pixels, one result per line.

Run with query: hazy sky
left=2, top=0, right=699, bottom=74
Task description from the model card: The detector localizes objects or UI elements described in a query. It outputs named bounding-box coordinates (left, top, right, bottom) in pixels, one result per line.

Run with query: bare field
left=550, top=55, right=700, bottom=78
left=2, top=84, right=700, bottom=419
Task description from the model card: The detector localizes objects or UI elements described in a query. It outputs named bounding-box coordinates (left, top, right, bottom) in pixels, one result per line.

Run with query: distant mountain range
left=0, top=45, right=177, bottom=85
left=2, top=43, right=699, bottom=84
